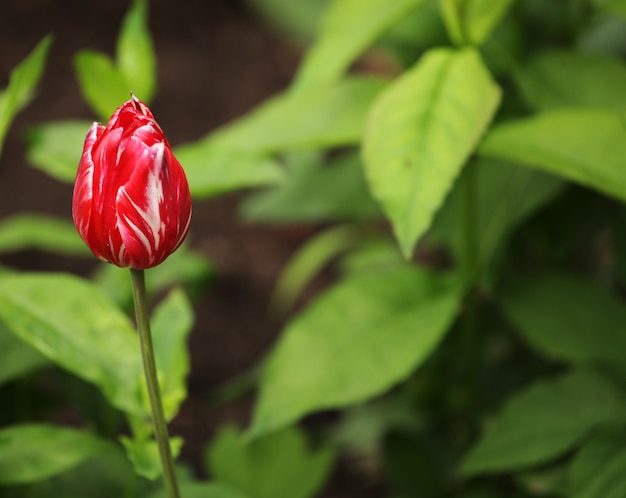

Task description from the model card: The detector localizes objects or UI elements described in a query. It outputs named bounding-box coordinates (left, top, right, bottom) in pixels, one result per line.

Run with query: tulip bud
left=72, top=95, right=192, bottom=270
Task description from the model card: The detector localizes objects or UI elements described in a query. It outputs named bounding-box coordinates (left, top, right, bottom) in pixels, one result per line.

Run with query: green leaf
left=0, top=35, right=53, bottom=158
left=25, top=120, right=91, bottom=183
left=240, top=152, right=380, bottom=224
left=250, top=266, right=463, bottom=438
left=173, top=140, right=284, bottom=198
left=0, top=321, right=49, bottom=385
left=596, top=0, right=626, bottom=19
left=148, top=482, right=253, bottom=498
left=514, top=50, right=626, bottom=111
left=499, top=274, right=626, bottom=373
left=214, top=76, right=386, bottom=153
left=292, top=0, right=427, bottom=92
left=479, top=109, right=626, bottom=203
left=207, top=425, right=335, bottom=498
left=0, top=273, right=147, bottom=417
left=116, top=0, right=156, bottom=103
left=120, top=436, right=183, bottom=480
left=363, top=48, right=501, bottom=259
left=439, top=0, right=515, bottom=46
left=0, top=214, right=89, bottom=256
left=462, top=370, right=626, bottom=475
left=0, top=424, right=112, bottom=485
left=569, top=426, right=626, bottom=498
left=74, top=50, right=130, bottom=121
left=151, top=288, right=194, bottom=419
left=247, top=0, right=329, bottom=42
left=430, top=158, right=564, bottom=278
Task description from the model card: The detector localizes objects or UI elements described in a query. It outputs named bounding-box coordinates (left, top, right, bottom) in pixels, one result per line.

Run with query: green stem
left=129, top=269, right=180, bottom=498
left=461, top=162, right=478, bottom=288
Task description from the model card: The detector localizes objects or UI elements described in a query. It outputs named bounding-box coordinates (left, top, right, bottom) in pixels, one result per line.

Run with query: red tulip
left=72, top=95, right=192, bottom=269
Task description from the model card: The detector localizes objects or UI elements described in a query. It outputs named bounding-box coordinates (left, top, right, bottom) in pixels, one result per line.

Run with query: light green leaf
left=292, top=0, right=427, bottom=92
left=439, top=0, right=515, bottom=46
left=569, top=426, right=626, bottom=498
left=247, top=0, right=329, bottom=42
left=120, top=436, right=183, bottom=480
left=363, top=48, right=501, bottom=259
left=0, top=424, right=112, bottom=485
left=430, top=158, right=564, bottom=278
left=514, top=50, right=626, bottom=110
left=479, top=109, right=626, bottom=203
left=0, top=321, right=49, bottom=385
left=74, top=50, right=130, bottom=121
left=0, top=273, right=147, bottom=417
left=151, top=288, right=194, bottom=419
left=240, top=152, right=380, bottom=224
left=462, top=370, right=626, bottom=475
left=0, top=35, right=53, bottom=158
left=207, top=425, right=335, bottom=498
left=214, top=76, right=386, bottom=153
left=117, top=0, right=156, bottom=103
left=596, top=0, right=626, bottom=18
left=0, top=214, right=89, bottom=256
left=499, top=274, right=626, bottom=373
left=173, top=140, right=284, bottom=198
left=25, top=120, right=91, bottom=183
left=250, top=266, right=463, bottom=438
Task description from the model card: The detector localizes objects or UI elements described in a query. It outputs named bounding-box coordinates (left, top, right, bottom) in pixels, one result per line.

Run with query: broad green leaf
left=250, top=266, right=463, bottom=437
left=0, top=321, right=49, bottom=385
left=214, top=76, right=386, bottom=153
left=247, top=0, right=329, bottom=42
left=25, top=120, right=91, bottom=183
left=207, top=425, right=335, bottom=498
left=0, top=35, right=52, bottom=158
left=0, top=214, right=89, bottom=256
left=430, top=158, right=564, bottom=279
left=0, top=273, right=147, bottom=416
left=117, top=0, right=156, bottom=104
left=462, top=370, right=626, bottom=475
left=479, top=109, right=626, bottom=203
left=292, top=0, right=427, bottom=92
left=151, top=288, right=194, bottom=419
left=499, top=274, right=626, bottom=373
left=569, top=426, right=626, bottom=498
left=439, top=0, right=515, bottom=46
left=363, top=48, right=501, bottom=259
left=74, top=50, right=130, bottom=121
left=173, top=140, right=284, bottom=198
left=120, top=436, right=183, bottom=480
left=0, top=424, right=112, bottom=484
left=240, top=152, right=380, bottom=224
left=514, top=50, right=626, bottom=110
left=149, top=482, right=253, bottom=498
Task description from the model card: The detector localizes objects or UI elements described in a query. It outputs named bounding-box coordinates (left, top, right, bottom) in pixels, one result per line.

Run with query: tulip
left=72, top=94, right=191, bottom=269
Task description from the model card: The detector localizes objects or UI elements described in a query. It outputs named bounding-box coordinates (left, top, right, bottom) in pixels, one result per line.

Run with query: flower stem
left=129, top=269, right=180, bottom=498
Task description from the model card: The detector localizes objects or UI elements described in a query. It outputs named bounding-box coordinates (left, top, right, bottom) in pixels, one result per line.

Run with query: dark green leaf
left=207, top=425, right=334, bottom=498
left=479, top=109, right=626, bottom=203
left=462, top=370, right=626, bottom=475
left=0, top=424, right=112, bottom=485
left=120, top=436, right=183, bottom=480
left=292, top=0, right=427, bottom=92
left=0, top=321, right=49, bottom=385
left=149, top=482, right=253, bottom=498
left=569, top=426, right=626, bottom=498
left=0, top=273, right=146, bottom=416
left=0, top=214, right=90, bottom=256
left=25, top=120, right=91, bottom=183
left=0, top=35, right=53, bottom=158
left=250, top=266, right=463, bottom=438
left=514, top=50, right=626, bottom=110
left=500, top=274, right=626, bottom=373
left=363, top=48, right=501, bottom=258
